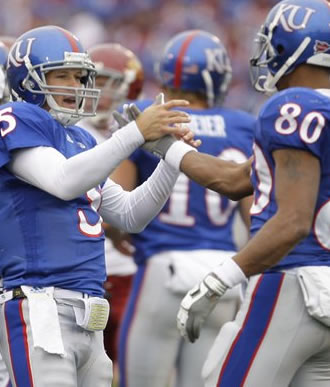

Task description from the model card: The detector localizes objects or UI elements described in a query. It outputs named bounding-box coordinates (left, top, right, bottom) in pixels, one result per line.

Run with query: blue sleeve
left=0, top=102, right=56, bottom=153
left=258, top=88, right=330, bottom=159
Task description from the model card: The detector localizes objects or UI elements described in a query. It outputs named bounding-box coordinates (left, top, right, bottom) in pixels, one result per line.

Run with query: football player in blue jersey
left=0, top=25, right=196, bottom=387
left=111, top=30, right=255, bottom=387
left=174, top=0, right=330, bottom=385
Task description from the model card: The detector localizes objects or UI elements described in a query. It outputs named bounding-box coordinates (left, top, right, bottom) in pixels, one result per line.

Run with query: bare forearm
left=236, top=148, right=320, bottom=276
left=233, top=211, right=310, bottom=276
left=180, top=151, right=253, bottom=200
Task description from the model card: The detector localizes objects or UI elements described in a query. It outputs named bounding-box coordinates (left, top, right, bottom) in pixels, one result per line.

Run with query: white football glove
left=177, top=273, right=227, bottom=343
left=177, top=258, right=247, bottom=343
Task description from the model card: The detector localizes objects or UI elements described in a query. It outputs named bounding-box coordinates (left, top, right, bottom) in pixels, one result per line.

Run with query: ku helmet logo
left=205, top=48, right=230, bottom=74
left=273, top=4, right=315, bottom=32
left=7, top=38, right=36, bottom=68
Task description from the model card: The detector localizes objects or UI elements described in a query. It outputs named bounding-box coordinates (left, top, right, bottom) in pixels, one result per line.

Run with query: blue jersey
left=0, top=102, right=106, bottom=296
left=250, top=88, right=330, bottom=270
left=130, top=99, right=255, bottom=265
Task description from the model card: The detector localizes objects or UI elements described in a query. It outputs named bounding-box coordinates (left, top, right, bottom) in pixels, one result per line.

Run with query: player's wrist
left=128, top=120, right=146, bottom=145
left=114, top=120, right=145, bottom=147
left=142, top=135, right=176, bottom=159
left=164, top=141, right=197, bottom=170
left=212, top=258, right=247, bottom=289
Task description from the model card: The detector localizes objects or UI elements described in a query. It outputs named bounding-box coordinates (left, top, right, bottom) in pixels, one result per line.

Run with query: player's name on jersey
left=190, top=114, right=227, bottom=137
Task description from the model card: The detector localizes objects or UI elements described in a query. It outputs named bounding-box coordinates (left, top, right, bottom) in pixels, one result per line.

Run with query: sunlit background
left=0, top=0, right=278, bottom=113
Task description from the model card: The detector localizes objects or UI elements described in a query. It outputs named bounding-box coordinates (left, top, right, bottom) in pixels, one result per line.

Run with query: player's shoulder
left=259, top=87, right=329, bottom=119
left=3, top=101, right=51, bottom=121
left=256, top=88, right=330, bottom=153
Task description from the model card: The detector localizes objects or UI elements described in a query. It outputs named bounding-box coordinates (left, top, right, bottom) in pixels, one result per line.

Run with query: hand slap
left=136, top=99, right=191, bottom=141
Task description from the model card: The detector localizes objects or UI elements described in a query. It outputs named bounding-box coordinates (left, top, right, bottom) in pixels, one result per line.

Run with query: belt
left=0, top=288, right=24, bottom=304
left=0, top=287, right=90, bottom=304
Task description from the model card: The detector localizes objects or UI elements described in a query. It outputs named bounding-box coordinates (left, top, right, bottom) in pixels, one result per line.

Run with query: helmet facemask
left=250, top=24, right=311, bottom=95
left=250, top=25, right=278, bottom=95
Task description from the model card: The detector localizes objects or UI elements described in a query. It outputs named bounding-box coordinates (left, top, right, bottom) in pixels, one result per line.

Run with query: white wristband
left=212, top=258, right=247, bottom=288
left=164, top=141, right=197, bottom=171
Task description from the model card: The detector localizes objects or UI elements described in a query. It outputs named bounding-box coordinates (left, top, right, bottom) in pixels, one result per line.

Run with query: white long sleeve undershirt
left=8, top=121, right=144, bottom=200
left=99, top=162, right=179, bottom=232
left=7, top=121, right=181, bottom=232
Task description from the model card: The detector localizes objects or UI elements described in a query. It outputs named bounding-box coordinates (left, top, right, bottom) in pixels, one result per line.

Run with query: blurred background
left=0, top=0, right=278, bottom=114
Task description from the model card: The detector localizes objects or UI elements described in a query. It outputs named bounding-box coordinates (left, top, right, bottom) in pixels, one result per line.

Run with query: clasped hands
left=113, top=93, right=201, bottom=158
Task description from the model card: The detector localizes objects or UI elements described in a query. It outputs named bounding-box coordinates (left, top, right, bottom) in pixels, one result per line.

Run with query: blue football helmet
left=250, top=0, right=330, bottom=95
left=156, top=30, right=232, bottom=107
left=7, top=26, right=100, bottom=126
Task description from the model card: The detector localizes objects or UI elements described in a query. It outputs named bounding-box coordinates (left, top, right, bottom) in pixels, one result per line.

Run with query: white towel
left=21, top=286, right=65, bottom=356
left=297, top=266, right=330, bottom=327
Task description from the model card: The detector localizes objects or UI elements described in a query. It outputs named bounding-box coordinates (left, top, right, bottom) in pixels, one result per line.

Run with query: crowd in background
left=0, top=0, right=277, bottom=114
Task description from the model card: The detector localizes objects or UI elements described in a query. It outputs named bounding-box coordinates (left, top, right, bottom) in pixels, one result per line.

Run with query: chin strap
left=48, top=109, right=82, bottom=126
left=46, top=94, right=83, bottom=126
